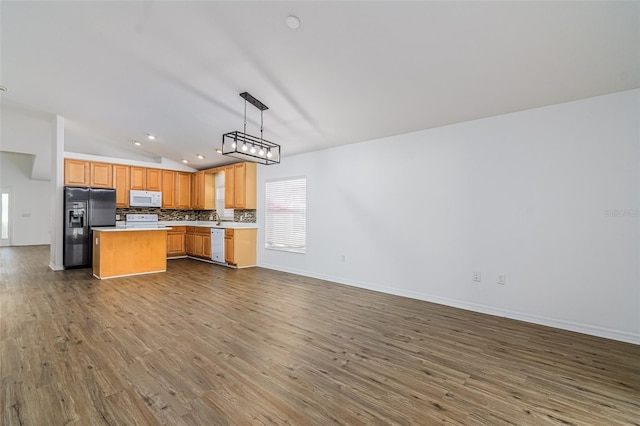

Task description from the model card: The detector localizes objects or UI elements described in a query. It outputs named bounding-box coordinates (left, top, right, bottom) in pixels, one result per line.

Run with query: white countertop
left=93, top=226, right=172, bottom=232
left=112, top=221, right=258, bottom=229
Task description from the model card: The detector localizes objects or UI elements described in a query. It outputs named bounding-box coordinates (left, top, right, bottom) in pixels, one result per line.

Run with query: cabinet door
left=191, top=171, right=204, bottom=210
left=185, top=231, right=195, bottom=255
left=224, top=234, right=234, bottom=264
left=232, top=229, right=257, bottom=267
left=243, top=162, right=257, bottom=209
left=113, top=165, right=130, bottom=208
left=225, top=165, right=235, bottom=208
left=162, top=170, right=176, bottom=209
left=203, top=172, right=215, bottom=210
left=167, top=230, right=186, bottom=257
left=90, top=162, right=114, bottom=188
left=147, top=168, right=162, bottom=191
left=194, top=233, right=204, bottom=257
left=203, top=234, right=211, bottom=259
left=130, top=167, right=146, bottom=190
left=64, top=159, right=89, bottom=186
left=234, top=163, right=247, bottom=209
left=176, top=172, right=191, bottom=210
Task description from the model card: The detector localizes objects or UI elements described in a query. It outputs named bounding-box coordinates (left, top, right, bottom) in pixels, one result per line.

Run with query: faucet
left=213, top=211, right=221, bottom=225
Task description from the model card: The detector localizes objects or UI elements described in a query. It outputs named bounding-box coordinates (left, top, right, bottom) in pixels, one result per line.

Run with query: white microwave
left=130, top=190, right=162, bottom=207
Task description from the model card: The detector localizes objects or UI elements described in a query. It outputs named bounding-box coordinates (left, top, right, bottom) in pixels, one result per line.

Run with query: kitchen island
left=92, top=227, right=170, bottom=279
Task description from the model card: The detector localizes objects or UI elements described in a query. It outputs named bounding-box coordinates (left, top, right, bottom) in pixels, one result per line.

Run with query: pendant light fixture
left=221, top=92, right=281, bottom=165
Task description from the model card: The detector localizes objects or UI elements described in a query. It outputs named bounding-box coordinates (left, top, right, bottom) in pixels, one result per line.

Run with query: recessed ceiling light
left=147, top=134, right=156, bottom=140
left=133, top=141, right=142, bottom=146
left=0, top=86, right=7, bottom=92
left=215, top=148, right=222, bottom=154
left=286, top=15, right=300, bottom=29
left=182, top=159, right=189, bottom=164
left=196, top=154, right=205, bottom=160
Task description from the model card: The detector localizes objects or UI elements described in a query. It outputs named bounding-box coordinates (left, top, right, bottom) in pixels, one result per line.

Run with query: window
left=214, top=171, right=234, bottom=220
left=265, top=177, right=306, bottom=253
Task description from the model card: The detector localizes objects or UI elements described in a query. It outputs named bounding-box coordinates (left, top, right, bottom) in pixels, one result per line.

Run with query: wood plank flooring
left=1, top=245, right=639, bottom=425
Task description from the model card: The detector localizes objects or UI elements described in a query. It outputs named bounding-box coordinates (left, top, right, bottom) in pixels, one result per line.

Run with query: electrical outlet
left=185, top=215, right=189, bottom=220
left=209, top=215, right=213, bottom=221
left=473, top=272, right=481, bottom=282
left=116, top=214, right=121, bottom=221
left=497, top=274, right=506, bottom=285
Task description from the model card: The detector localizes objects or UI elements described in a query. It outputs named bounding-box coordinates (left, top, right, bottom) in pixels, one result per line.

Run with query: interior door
left=1, top=187, right=11, bottom=246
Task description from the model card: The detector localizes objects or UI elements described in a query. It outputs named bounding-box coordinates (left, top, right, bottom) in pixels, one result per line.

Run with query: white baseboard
left=49, top=262, right=64, bottom=271
left=259, top=263, right=640, bottom=345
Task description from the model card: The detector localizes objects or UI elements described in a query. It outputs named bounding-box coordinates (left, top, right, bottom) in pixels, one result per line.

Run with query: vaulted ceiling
left=2, top=1, right=639, bottom=175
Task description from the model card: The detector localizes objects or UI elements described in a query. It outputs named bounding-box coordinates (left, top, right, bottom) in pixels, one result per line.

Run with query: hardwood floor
left=1, top=246, right=639, bottom=425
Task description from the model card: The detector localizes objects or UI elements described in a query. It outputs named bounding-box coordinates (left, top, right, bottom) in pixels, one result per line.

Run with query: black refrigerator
left=63, top=187, right=116, bottom=268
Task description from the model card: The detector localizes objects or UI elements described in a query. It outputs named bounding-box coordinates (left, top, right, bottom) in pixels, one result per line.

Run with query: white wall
left=0, top=152, right=51, bottom=245
left=257, top=89, right=640, bottom=344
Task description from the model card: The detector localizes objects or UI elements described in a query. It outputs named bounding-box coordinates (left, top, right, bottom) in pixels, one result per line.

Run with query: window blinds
left=265, top=177, right=306, bottom=253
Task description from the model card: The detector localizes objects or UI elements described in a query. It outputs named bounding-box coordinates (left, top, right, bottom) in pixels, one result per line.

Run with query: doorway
left=1, top=188, right=11, bottom=246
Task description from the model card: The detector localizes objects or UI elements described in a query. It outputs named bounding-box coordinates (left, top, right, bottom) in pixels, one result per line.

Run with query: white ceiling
left=1, top=1, right=639, bottom=171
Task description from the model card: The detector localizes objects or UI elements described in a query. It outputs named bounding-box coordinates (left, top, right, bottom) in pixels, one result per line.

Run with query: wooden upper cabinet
left=89, top=162, right=113, bottom=188
left=191, top=171, right=216, bottom=211
left=234, top=163, right=247, bottom=209
left=191, top=171, right=204, bottom=210
left=146, top=168, right=162, bottom=192
left=64, top=159, right=119, bottom=189
left=203, top=173, right=215, bottom=210
left=225, top=162, right=256, bottom=209
left=130, top=167, right=146, bottom=190
left=64, top=159, right=90, bottom=186
left=176, top=172, right=191, bottom=210
left=224, top=165, right=235, bottom=209
left=113, top=165, right=130, bottom=208
left=162, top=170, right=176, bottom=209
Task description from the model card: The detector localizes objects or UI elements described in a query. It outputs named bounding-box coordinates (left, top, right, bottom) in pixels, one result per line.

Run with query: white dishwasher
left=211, top=228, right=225, bottom=263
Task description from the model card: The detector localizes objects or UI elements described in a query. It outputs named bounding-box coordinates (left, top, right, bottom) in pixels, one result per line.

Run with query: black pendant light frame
left=222, top=92, right=280, bottom=165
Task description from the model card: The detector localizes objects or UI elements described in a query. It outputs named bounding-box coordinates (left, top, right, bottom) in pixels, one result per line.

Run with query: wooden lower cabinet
left=194, top=233, right=204, bottom=257
left=224, top=228, right=256, bottom=267
left=185, top=227, right=195, bottom=256
left=203, top=233, right=211, bottom=259
left=93, top=229, right=167, bottom=279
left=185, top=227, right=211, bottom=259
left=181, top=226, right=256, bottom=266
left=167, top=226, right=186, bottom=258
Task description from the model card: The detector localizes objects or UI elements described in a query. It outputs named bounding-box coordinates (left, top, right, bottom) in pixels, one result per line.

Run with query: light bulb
left=250, top=145, right=256, bottom=154
left=241, top=143, right=248, bottom=152
left=231, top=142, right=236, bottom=149
left=258, top=148, right=265, bottom=156
left=266, top=149, right=273, bottom=158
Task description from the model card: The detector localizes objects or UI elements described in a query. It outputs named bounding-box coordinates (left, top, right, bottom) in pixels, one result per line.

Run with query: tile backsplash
left=116, top=208, right=256, bottom=223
